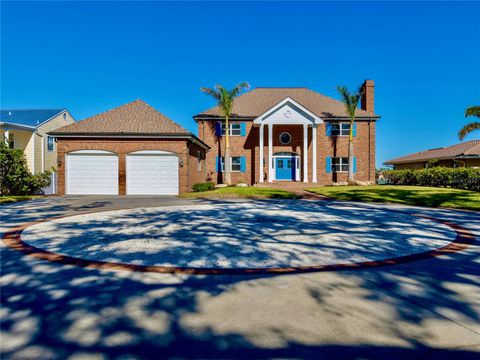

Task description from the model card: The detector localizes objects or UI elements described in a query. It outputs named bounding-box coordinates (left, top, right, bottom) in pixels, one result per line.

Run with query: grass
left=181, top=186, right=299, bottom=199
left=306, top=185, right=480, bottom=211
left=0, top=195, right=40, bottom=204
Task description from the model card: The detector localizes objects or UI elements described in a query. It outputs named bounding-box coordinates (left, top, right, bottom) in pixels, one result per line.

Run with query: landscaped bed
left=0, top=196, right=40, bottom=204
left=306, top=185, right=480, bottom=211
left=181, top=187, right=299, bottom=199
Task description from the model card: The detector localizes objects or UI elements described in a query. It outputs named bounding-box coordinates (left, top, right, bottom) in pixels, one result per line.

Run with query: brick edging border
left=2, top=213, right=476, bottom=275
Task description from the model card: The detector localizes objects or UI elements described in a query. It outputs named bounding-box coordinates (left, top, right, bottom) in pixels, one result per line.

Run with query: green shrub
left=0, top=142, right=51, bottom=195
left=383, top=167, right=480, bottom=191
left=192, top=182, right=215, bottom=192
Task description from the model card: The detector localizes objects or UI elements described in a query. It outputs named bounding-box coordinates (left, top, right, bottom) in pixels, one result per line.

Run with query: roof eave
left=48, top=132, right=210, bottom=150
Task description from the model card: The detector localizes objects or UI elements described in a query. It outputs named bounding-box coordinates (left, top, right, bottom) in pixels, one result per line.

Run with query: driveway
left=1, top=196, right=479, bottom=359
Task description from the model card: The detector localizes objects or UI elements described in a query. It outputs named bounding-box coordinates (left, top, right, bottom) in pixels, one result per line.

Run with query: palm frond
left=458, top=122, right=480, bottom=141
left=337, top=85, right=362, bottom=119
left=201, top=82, right=250, bottom=117
left=200, top=87, right=221, bottom=100
left=465, top=106, right=480, bottom=118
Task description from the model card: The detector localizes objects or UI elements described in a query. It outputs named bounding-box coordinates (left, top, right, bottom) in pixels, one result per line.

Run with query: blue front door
left=275, top=157, right=295, bottom=180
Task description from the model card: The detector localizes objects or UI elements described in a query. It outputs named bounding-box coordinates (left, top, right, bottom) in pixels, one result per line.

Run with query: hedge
left=383, top=167, right=480, bottom=191
left=192, top=182, right=216, bottom=192
left=0, top=142, right=51, bottom=196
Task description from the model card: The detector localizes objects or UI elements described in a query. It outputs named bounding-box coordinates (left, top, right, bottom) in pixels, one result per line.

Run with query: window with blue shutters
left=216, top=156, right=245, bottom=172
left=327, top=157, right=357, bottom=173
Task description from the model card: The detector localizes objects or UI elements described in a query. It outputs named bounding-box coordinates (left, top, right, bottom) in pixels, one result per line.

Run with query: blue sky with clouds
left=2, top=1, right=479, bottom=166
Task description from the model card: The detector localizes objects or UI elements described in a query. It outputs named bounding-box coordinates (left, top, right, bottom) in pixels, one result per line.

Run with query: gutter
left=48, top=132, right=210, bottom=150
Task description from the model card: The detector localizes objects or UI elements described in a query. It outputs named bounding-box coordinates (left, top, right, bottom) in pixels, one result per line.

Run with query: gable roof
left=385, top=140, right=480, bottom=165
left=50, top=100, right=188, bottom=135
left=0, top=109, right=66, bottom=128
left=194, top=87, right=380, bottom=119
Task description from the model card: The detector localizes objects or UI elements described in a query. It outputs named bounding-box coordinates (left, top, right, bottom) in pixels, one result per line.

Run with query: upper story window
left=47, top=136, right=55, bottom=151
left=331, top=157, right=349, bottom=172
left=279, top=132, right=292, bottom=145
left=221, top=123, right=242, bottom=136
left=331, top=123, right=351, bottom=136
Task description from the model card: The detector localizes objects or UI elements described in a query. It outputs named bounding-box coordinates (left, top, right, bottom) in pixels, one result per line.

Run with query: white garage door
left=66, top=151, right=118, bottom=195
left=126, top=151, right=179, bottom=195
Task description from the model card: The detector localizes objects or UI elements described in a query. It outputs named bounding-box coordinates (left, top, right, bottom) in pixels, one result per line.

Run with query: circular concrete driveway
left=14, top=201, right=465, bottom=273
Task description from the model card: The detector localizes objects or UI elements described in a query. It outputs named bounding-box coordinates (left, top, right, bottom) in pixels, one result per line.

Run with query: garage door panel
left=127, top=155, right=179, bottom=195
left=67, top=155, right=118, bottom=195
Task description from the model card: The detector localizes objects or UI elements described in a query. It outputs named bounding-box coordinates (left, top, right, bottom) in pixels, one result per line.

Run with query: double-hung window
left=47, top=136, right=55, bottom=151
left=220, top=156, right=242, bottom=172
left=221, top=123, right=242, bottom=136
left=331, top=157, right=349, bottom=172
left=331, top=123, right=351, bottom=136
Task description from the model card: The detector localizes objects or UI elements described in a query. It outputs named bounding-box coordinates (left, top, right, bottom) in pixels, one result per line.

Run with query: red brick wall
left=198, top=119, right=376, bottom=185
left=56, top=138, right=206, bottom=195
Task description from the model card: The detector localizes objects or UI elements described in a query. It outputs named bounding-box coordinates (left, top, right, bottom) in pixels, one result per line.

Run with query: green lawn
left=0, top=195, right=40, bottom=204
left=181, top=187, right=299, bottom=199
left=306, top=185, right=480, bottom=211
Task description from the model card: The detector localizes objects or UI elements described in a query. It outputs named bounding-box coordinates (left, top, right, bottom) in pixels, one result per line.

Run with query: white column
left=268, top=123, right=273, bottom=182
left=4, top=130, right=9, bottom=146
left=259, top=124, right=264, bottom=183
left=312, top=124, right=317, bottom=183
left=303, top=123, right=308, bottom=183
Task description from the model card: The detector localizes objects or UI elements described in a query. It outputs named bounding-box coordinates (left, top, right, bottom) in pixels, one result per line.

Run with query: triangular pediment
left=253, top=97, right=322, bottom=125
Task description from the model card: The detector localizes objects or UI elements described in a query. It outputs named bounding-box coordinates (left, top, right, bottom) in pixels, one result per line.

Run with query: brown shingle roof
left=194, top=87, right=380, bottom=119
left=385, top=140, right=480, bottom=164
left=51, top=100, right=188, bottom=135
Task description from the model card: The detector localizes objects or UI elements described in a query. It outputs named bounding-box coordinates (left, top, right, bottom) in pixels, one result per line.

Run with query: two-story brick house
left=194, top=80, right=380, bottom=186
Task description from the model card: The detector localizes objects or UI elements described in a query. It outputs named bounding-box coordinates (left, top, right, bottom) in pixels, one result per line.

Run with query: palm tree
left=458, top=105, right=480, bottom=141
left=336, top=85, right=364, bottom=185
left=201, top=82, right=250, bottom=185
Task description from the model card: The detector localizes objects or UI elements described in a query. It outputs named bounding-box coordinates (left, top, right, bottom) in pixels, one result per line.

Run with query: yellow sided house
left=1, top=109, right=75, bottom=194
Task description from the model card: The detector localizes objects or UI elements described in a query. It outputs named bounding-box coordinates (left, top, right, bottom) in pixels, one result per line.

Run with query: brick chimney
left=361, top=80, right=374, bottom=113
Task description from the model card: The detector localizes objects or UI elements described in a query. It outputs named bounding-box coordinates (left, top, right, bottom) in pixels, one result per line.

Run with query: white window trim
left=47, top=136, right=55, bottom=152
left=279, top=132, right=292, bottom=145
left=4, top=132, right=16, bottom=149
left=331, top=157, right=349, bottom=173
left=331, top=123, right=351, bottom=137
left=220, top=156, right=242, bottom=172
left=221, top=123, right=242, bottom=136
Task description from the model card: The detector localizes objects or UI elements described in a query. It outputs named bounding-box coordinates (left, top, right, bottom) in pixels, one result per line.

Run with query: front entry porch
left=254, top=97, right=323, bottom=184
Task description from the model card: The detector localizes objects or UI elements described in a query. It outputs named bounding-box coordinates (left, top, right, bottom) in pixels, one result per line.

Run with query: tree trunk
left=348, top=120, right=355, bottom=185
left=224, top=115, right=232, bottom=185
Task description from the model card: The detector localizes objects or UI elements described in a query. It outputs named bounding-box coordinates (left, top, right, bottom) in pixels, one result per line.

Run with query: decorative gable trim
left=253, top=97, right=323, bottom=125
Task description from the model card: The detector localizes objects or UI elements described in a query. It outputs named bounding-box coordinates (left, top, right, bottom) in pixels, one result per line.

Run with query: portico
left=254, top=97, right=323, bottom=183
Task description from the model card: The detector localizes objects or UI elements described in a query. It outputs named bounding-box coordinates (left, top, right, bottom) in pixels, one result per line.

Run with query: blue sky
left=1, top=1, right=479, bottom=166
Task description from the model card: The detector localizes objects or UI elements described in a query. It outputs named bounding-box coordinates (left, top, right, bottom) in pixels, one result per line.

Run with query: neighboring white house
left=0, top=109, right=75, bottom=193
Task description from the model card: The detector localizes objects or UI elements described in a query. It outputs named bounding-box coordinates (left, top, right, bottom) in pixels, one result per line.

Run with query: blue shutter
left=240, top=122, right=246, bottom=136
left=240, top=156, right=246, bottom=173
left=326, top=157, right=332, bottom=173
left=353, top=157, right=357, bottom=173
left=216, top=156, right=222, bottom=172
left=352, top=123, right=357, bottom=137
left=215, top=122, right=222, bottom=137
left=326, top=122, right=332, bottom=136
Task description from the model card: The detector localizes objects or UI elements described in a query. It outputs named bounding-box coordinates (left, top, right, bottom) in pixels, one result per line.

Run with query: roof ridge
left=81, top=99, right=143, bottom=121
left=140, top=100, right=189, bottom=133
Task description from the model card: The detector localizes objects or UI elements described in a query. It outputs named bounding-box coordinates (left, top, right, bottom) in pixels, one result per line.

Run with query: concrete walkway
left=1, top=196, right=479, bottom=359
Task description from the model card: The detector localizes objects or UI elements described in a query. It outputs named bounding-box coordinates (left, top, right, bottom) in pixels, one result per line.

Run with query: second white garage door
left=126, top=151, right=179, bottom=195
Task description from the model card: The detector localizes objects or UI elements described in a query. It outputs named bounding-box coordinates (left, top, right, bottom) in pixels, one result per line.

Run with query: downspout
left=39, top=133, right=45, bottom=172
left=368, top=118, right=372, bottom=181
left=186, top=142, right=190, bottom=191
